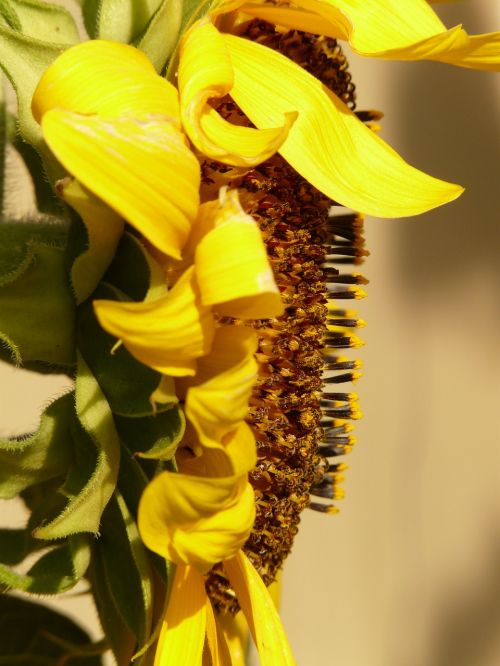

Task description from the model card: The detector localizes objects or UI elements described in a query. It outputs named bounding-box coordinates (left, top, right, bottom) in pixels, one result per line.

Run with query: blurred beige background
left=1, top=1, right=499, bottom=664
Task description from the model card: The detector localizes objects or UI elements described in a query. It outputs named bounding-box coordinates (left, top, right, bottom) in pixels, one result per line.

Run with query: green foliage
left=0, top=533, right=91, bottom=594
left=95, top=493, right=155, bottom=653
left=0, top=392, right=74, bottom=499
left=0, top=594, right=104, bottom=664
left=115, top=406, right=185, bottom=461
left=33, top=355, right=121, bottom=539
left=0, top=222, right=75, bottom=368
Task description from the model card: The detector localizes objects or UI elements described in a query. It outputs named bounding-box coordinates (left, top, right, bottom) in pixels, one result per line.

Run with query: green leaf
left=0, top=0, right=22, bottom=31
left=77, top=284, right=170, bottom=418
left=0, top=533, right=91, bottom=594
left=91, top=552, right=137, bottom=666
left=136, top=0, right=182, bottom=72
left=33, top=354, right=120, bottom=539
left=0, top=594, right=104, bottom=664
left=93, top=0, right=162, bottom=42
left=115, top=406, right=185, bottom=461
left=1, top=0, right=79, bottom=42
left=11, top=136, right=65, bottom=216
left=0, top=223, right=75, bottom=367
left=0, top=392, right=75, bottom=499
left=103, top=230, right=166, bottom=302
left=0, top=25, right=72, bottom=182
left=0, top=78, right=6, bottom=217
left=96, top=493, right=154, bottom=652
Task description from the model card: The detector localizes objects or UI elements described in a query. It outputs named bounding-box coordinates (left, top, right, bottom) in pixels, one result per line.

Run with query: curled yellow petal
left=237, top=0, right=499, bottom=69
left=154, top=563, right=206, bottom=666
left=58, top=178, right=124, bottom=305
left=434, top=32, right=500, bottom=70
left=183, top=325, right=258, bottom=449
left=138, top=472, right=255, bottom=572
left=224, top=551, right=296, bottom=666
left=41, top=110, right=200, bottom=258
left=195, top=189, right=283, bottom=316
left=224, top=34, right=463, bottom=217
left=217, top=610, right=249, bottom=666
left=178, top=422, right=257, bottom=478
left=33, top=39, right=180, bottom=124
left=179, top=19, right=296, bottom=166
left=93, top=267, right=215, bottom=376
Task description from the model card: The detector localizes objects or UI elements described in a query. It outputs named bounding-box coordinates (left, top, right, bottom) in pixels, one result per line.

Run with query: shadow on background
left=393, top=3, right=500, bottom=293
left=429, top=531, right=500, bottom=666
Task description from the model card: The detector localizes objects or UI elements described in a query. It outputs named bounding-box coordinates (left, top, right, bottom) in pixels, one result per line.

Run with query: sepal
left=33, top=355, right=120, bottom=539
left=0, top=221, right=75, bottom=368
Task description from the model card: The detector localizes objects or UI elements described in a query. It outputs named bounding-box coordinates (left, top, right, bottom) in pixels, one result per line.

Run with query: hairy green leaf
left=115, top=406, right=184, bottom=460
left=136, top=0, right=182, bottom=72
left=0, top=224, right=75, bottom=367
left=33, top=355, right=120, bottom=539
left=0, top=533, right=91, bottom=594
left=0, top=392, right=74, bottom=499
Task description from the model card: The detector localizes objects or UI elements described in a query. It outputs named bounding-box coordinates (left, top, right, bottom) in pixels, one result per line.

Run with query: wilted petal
left=94, top=267, right=215, bottom=376
left=434, top=32, right=500, bottom=70
left=179, top=19, right=295, bottom=166
left=32, top=39, right=180, bottom=124
left=236, top=0, right=499, bottom=69
left=41, top=111, right=200, bottom=258
left=224, top=551, right=296, bottom=666
left=154, top=563, right=206, bottom=666
left=223, top=34, right=463, bottom=218
left=183, top=326, right=257, bottom=446
left=195, top=189, right=283, bottom=317
left=138, top=472, right=255, bottom=572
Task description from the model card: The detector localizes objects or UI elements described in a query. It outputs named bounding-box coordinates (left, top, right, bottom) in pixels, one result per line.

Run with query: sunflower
left=26, top=1, right=500, bottom=663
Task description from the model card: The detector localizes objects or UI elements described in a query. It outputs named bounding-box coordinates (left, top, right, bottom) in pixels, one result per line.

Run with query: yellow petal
left=32, top=39, right=180, bottom=125
left=93, top=267, right=215, bottom=376
left=434, top=32, right=500, bottom=70
left=224, top=551, right=296, bottom=666
left=223, top=34, right=463, bottom=218
left=183, top=325, right=258, bottom=449
left=217, top=610, right=249, bottom=666
left=58, top=178, right=124, bottom=305
left=41, top=110, right=200, bottom=259
left=178, top=422, right=257, bottom=478
left=179, top=19, right=296, bottom=166
left=155, top=563, right=206, bottom=666
left=205, top=598, right=233, bottom=666
left=138, top=471, right=255, bottom=572
left=195, top=189, right=283, bottom=316
left=237, top=0, right=500, bottom=69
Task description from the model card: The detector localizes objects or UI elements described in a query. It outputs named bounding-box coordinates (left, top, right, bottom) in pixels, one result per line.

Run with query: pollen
left=203, top=22, right=370, bottom=614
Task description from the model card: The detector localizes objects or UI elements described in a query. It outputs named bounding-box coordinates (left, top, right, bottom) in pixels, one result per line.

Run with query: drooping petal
left=434, top=32, right=500, bottom=70
left=58, top=178, right=124, bottom=305
left=179, top=19, right=296, bottom=166
left=93, top=267, right=215, bottom=376
left=183, top=326, right=258, bottom=449
left=224, top=551, right=296, bottom=666
left=32, top=39, right=180, bottom=124
left=234, top=0, right=500, bottom=69
left=217, top=610, right=249, bottom=666
left=195, top=189, right=284, bottom=317
left=138, top=471, right=255, bottom=572
left=172, top=479, right=255, bottom=570
left=205, top=597, right=233, bottom=666
left=223, top=34, right=463, bottom=218
left=154, top=563, right=206, bottom=666
left=178, top=421, right=257, bottom=478
left=41, top=110, right=200, bottom=259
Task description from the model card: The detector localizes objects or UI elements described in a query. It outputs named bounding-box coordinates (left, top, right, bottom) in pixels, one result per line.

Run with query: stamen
left=202, top=21, right=369, bottom=614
